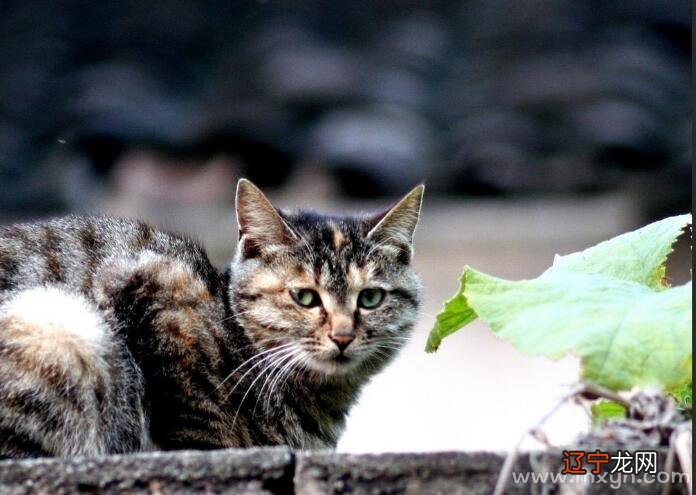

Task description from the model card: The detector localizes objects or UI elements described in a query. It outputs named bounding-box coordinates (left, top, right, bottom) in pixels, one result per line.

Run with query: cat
left=0, top=179, right=423, bottom=458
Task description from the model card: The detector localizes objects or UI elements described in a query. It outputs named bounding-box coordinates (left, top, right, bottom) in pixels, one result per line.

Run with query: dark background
left=0, top=0, right=691, bottom=221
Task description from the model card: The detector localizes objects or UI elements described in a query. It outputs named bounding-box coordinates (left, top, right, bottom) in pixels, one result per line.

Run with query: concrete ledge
left=0, top=448, right=293, bottom=495
left=295, top=451, right=531, bottom=495
left=0, top=448, right=687, bottom=494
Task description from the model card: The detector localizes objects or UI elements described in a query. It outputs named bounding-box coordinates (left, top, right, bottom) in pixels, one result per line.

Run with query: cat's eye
left=290, top=288, right=322, bottom=308
left=358, top=288, right=385, bottom=309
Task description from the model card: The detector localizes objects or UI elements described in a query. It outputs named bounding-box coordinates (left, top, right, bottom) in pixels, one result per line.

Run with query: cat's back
left=0, top=215, right=172, bottom=457
left=0, top=215, right=216, bottom=301
left=0, top=215, right=230, bottom=457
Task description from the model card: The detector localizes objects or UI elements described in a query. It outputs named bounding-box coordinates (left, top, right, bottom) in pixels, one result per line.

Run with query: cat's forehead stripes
left=239, top=206, right=418, bottom=311
left=281, top=216, right=387, bottom=295
left=330, top=222, right=347, bottom=251
left=289, top=215, right=366, bottom=258
left=347, top=263, right=368, bottom=288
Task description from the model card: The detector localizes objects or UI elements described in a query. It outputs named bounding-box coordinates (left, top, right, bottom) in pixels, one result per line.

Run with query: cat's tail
left=0, top=286, right=147, bottom=458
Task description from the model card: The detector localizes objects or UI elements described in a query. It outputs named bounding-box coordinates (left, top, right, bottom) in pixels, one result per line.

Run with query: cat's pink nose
left=330, top=334, right=355, bottom=353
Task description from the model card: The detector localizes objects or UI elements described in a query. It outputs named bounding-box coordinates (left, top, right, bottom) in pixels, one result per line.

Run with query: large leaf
left=425, top=214, right=692, bottom=392
left=545, top=213, right=691, bottom=289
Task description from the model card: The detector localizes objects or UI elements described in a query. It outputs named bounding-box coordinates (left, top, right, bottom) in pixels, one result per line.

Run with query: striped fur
left=0, top=180, right=423, bottom=458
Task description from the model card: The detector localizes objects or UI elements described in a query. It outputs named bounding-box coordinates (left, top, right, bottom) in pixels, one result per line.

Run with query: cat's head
left=228, top=179, right=423, bottom=379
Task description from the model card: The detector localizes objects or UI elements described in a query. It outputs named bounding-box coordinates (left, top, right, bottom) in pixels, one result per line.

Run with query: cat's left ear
left=235, top=179, right=298, bottom=258
left=367, top=185, right=424, bottom=258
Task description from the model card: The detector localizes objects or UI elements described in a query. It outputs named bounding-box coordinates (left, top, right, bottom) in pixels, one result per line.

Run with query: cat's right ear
left=235, top=179, right=298, bottom=259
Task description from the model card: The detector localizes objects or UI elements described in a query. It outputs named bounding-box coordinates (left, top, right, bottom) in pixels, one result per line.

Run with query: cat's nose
left=330, top=334, right=355, bottom=353
left=329, top=313, right=354, bottom=352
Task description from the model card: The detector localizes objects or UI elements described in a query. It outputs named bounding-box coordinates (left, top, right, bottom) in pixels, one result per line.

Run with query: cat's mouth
left=305, top=349, right=361, bottom=375
left=332, top=354, right=352, bottom=365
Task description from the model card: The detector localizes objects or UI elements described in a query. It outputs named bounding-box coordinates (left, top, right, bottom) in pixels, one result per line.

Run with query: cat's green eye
left=290, top=288, right=322, bottom=308
left=358, top=288, right=385, bottom=309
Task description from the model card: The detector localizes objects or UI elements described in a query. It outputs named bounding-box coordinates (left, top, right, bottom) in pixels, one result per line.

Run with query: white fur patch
left=1, top=286, right=107, bottom=351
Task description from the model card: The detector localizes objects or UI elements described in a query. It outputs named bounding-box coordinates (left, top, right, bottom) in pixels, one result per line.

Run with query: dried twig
left=493, top=383, right=587, bottom=495
left=671, top=424, right=692, bottom=495
left=493, top=382, right=685, bottom=495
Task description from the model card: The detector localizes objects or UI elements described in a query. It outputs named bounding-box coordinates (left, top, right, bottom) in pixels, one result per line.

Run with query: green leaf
left=546, top=213, right=691, bottom=290
left=425, top=274, right=476, bottom=352
left=591, top=400, right=627, bottom=425
left=426, top=214, right=692, bottom=391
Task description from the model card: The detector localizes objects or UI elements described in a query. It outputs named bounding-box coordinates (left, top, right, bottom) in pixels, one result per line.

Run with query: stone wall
left=0, top=448, right=687, bottom=494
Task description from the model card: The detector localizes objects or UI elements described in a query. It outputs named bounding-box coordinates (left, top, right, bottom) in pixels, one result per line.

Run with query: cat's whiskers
left=224, top=345, right=300, bottom=397
left=252, top=349, right=304, bottom=414
left=362, top=338, right=406, bottom=356
left=373, top=346, right=401, bottom=354
left=374, top=342, right=409, bottom=350
left=230, top=347, right=304, bottom=429
left=364, top=346, right=400, bottom=359
left=288, top=354, right=312, bottom=389
left=368, top=347, right=401, bottom=369
left=372, top=339, right=404, bottom=348
left=373, top=336, right=410, bottom=345
left=224, top=349, right=296, bottom=428
left=265, top=352, right=310, bottom=411
left=266, top=352, right=311, bottom=409
left=371, top=348, right=392, bottom=359
left=265, top=352, right=306, bottom=409
left=215, top=342, right=296, bottom=393
left=356, top=348, right=392, bottom=379
left=368, top=336, right=409, bottom=349
left=374, top=335, right=411, bottom=342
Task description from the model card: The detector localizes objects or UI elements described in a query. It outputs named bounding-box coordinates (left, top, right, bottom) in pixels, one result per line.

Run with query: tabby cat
left=0, top=179, right=423, bottom=458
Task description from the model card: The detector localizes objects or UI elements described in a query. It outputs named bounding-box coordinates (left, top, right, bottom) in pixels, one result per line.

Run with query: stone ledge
left=0, top=448, right=687, bottom=494
left=0, top=448, right=293, bottom=495
left=295, top=451, right=531, bottom=495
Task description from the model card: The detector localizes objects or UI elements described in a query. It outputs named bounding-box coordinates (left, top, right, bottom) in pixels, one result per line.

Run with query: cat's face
left=229, top=180, right=423, bottom=379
